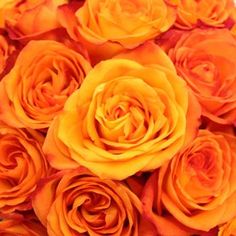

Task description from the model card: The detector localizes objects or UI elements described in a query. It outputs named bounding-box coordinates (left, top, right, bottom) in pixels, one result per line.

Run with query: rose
left=0, top=123, right=49, bottom=216
left=0, top=33, right=15, bottom=78
left=231, top=24, right=236, bottom=38
left=1, top=0, right=68, bottom=41
left=58, top=0, right=176, bottom=63
left=43, top=42, right=200, bottom=180
left=162, top=28, right=236, bottom=125
left=33, top=167, right=142, bottom=236
left=0, top=1, right=46, bottom=28
left=0, top=0, right=17, bottom=27
left=219, top=217, right=236, bottom=236
left=0, top=218, right=47, bottom=236
left=0, top=40, right=91, bottom=130
left=230, top=7, right=236, bottom=38
left=174, top=0, right=234, bottom=29
left=142, top=129, right=236, bottom=232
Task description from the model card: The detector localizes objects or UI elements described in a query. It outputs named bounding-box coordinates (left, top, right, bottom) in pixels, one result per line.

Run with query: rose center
left=191, top=62, right=216, bottom=83
left=188, top=152, right=215, bottom=178
left=96, top=94, right=149, bottom=143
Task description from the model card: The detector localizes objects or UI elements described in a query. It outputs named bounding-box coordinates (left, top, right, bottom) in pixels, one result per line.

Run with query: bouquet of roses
left=0, top=0, right=236, bottom=235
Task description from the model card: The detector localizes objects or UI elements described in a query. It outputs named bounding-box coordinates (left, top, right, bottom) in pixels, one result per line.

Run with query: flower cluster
left=0, top=0, right=236, bottom=235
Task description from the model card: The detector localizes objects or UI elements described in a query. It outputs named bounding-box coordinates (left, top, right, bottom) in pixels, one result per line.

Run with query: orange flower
left=231, top=24, right=236, bottom=38
left=175, top=0, right=234, bottom=29
left=164, top=29, right=236, bottom=125
left=230, top=7, right=236, bottom=38
left=1, top=0, right=68, bottom=41
left=0, top=0, right=47, bottom=28
left=0, top=218, right=47, bottom=236
left=142, top=130, right=236, bottom=232
left=33, top=167, right=142, bottom=236
left=43, top=43, right=200, bottom=180
left=219, top=217, right=236, bottom=236
left=0, top=40, right=91, bottom=130
left=0, top=0, right=16, bottom=28
left=0, top=33, right=15, bottom=78
left=58, top=0, right=176, bottom=63
left=0, top=123, right=49, bottom=216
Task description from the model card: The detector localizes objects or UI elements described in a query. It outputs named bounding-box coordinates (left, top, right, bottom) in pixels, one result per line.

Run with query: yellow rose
left=219, top=217, right=236, bottom=236
left=58, top=0, right=176, bottom=63
left=43, top=43, right=200, bottom=180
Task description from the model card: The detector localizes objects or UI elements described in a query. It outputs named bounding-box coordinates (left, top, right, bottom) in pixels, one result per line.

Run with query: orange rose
left=2, top=0, right=68, bottom=41
left=0, top=32, right=15, bottom=78
left=163, top=29, right=236, bottom=125
left=0, top=218, right=47, bottom=236
left=58, top=0, right=176, bottom=63
left=33, top=167, right=142, bottom=236
left=0, top=0, right=47, bottom=28
left=230, top=7, right=236, bottom=38
left=142, top=129, right=236, bottom=233
left=0, top=0, right=16, bottom=28
left=175, top=0, right=234, bottom=29
left=0, top=123, right=49, bottom=216
left=0, top=40, right=91, bottom=130
left=231, top=24, right=236, bottom=38
left=43, top=43, right=200, bottom=180
left=219, top=217, right=236, bottom=236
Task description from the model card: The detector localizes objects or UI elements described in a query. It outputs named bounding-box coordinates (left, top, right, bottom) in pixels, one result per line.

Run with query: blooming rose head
left=58, top=0, right=176, bottom=63
left=175, top=0, right=234, bottom=29
left=163, top=29, right=236, bottom=125
left=33, top=167, right=142, bottom=236
left=0, top=40, right=91, bottom=130
left=219, top=217, right=236, bottom=236
left=43, top=43, right=200, bottom=180
left=142, top=129, right=236, bottom=232
left=0, top=218, right=47, bottom=236
left=2, top=0, right=68, bottom=41
left=0, top=123, right=49, bottom=216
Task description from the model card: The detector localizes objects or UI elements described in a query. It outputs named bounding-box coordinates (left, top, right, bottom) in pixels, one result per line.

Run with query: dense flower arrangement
left=0, top=0, right=236, bottom=235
